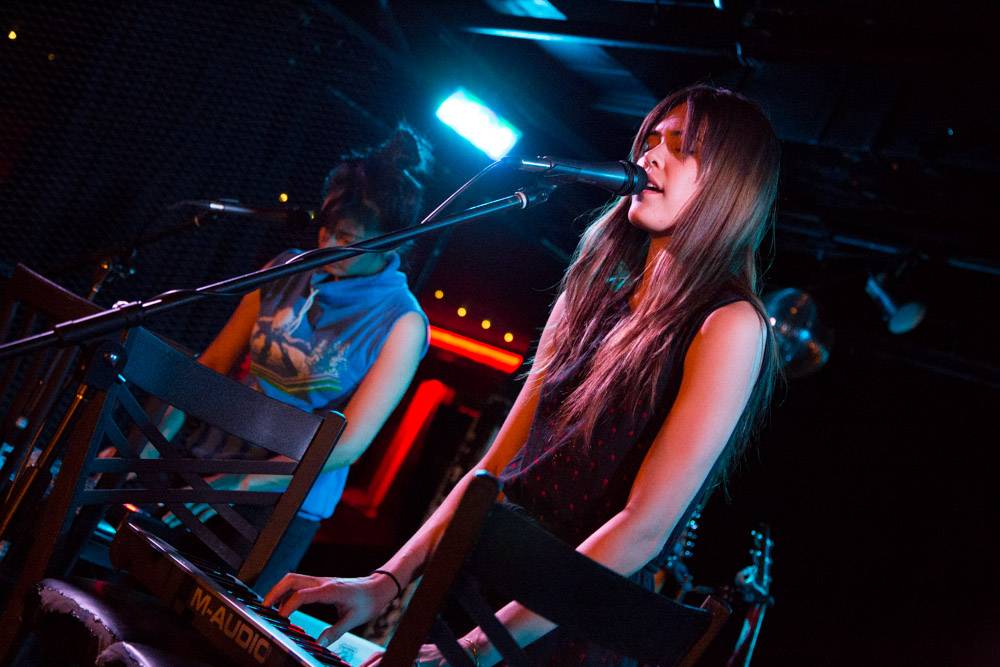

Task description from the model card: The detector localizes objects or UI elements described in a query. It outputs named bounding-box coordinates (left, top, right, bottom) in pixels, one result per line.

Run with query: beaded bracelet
left=371, top=569, right=403, bottom=601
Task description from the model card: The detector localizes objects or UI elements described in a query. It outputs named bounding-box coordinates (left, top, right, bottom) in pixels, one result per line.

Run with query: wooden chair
left=381, top=472, right=725, bottom=667
left=0, top=325, right=346, bottom=662
left=0, top=263, right=101, bottom=500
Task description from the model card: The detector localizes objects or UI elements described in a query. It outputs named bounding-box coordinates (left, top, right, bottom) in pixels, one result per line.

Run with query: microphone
left=171, top=200, right=315, bottom=228
left=502, top=156, right=648, bottom=196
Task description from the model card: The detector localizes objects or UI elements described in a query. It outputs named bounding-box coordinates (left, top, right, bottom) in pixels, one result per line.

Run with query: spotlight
left=865, top=273, right=925, bottom=335
left=763, top=288, right=832, bottom=378
left=435, top=88, right=521, bottom=160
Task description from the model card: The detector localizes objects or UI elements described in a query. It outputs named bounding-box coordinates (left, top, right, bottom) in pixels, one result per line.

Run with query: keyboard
left=109, top=519, right=352, bottom=667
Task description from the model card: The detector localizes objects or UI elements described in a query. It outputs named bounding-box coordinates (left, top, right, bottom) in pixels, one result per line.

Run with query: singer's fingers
left=317, top=610, right=360, bottom=648
left=263, top=572, right=318, bottom=609
left=277, top=584, right=329, bottom=618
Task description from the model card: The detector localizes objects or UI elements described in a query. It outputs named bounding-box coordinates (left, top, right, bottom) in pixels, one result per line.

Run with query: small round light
left=457, top=307, right=467, bottom=317
left=503, top=332, right=514, bottom=343
left=48, top=52, right=56, bottom=61
left=433, top=289, right=444, bottom=300
left=278, top=192, right=289, bottom=203
left=8, top=30, right=16, bottom=40
left=481, top=319, right=491, bottom=330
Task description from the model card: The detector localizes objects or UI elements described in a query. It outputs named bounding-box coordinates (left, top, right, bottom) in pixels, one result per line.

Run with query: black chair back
left=0, top=325, right=345, bottom=656
left=381, top=472, right=713, bottom=667
left=0, top=264, right=100, bottom=498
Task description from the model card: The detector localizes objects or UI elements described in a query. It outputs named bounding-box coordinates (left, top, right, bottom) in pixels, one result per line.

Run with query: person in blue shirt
left=193, top=127, right=431, bottom=592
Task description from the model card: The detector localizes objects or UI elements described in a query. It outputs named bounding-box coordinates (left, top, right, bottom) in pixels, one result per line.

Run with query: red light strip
left=342, top=379, right=455, bottom=518
left=429, top=326, right=523, bottom=373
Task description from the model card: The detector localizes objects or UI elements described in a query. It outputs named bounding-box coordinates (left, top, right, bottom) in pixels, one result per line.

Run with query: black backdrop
left=1, top=1, right=433, bottom=348
left=2, top=2, right=999, bottom=665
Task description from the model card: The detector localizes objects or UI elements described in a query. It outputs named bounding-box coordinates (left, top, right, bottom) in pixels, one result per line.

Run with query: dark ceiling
left=320, top=0, right=999, bottom=386
left=1, top=1, right=996, bottom=384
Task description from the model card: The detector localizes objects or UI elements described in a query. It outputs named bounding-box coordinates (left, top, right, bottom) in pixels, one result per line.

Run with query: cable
left=418, top=159, right=505, bottom=225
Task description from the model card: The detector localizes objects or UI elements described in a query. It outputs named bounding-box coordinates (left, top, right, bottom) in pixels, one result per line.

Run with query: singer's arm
left=197, top=290, right=260, bottom=375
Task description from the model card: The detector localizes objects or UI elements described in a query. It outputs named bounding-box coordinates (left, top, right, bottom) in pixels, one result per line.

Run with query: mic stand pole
left=0, top=182, right=556, bottom=358
left=0, top=183, right=556, bottom=554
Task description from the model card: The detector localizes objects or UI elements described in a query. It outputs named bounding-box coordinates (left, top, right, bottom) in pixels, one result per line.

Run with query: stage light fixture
left=457, top=307, right=468, bottom=317
left=481, top=319, right=491, bottom=330
left=435, top=88, right=521, bottom=160
left=484, top=0, right=566, bottom=20
left=278, top=192, right=288, bottom=203
left=434, top=289, right=444, bottom=300
left=865, top=273, right=925, bottom=334
left=763, top=288, right=832, bottom=378
left=8, top=30, right=16, bottom=40
left=504, top=332, right=514, bottom=343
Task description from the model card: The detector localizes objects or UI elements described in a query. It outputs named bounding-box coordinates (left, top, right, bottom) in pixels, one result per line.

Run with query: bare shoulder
left=699, top=300, right=765, bottom=346
left=383, top=310, right=428, bottom=353
left=685, top=300, right=766, bottom=379
left=392, top=309, right=428, bottom=334
left=550, top=291, right=568, bottom=321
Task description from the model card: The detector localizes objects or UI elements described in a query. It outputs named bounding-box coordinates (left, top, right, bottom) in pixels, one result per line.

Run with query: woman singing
left=264, top=84, right=781, bottom=665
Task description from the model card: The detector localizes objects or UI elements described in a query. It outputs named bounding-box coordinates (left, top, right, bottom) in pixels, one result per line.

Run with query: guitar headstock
left=735, top=523, right=774, bottom=604
left=665, top=504, right=703, bottom=592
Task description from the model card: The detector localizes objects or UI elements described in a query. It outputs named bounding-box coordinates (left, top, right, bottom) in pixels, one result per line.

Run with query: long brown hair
left=539, top=85, right=781, bottom=480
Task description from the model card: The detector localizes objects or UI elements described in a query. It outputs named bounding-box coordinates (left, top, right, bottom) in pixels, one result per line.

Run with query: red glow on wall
left=341, top=379, right=455, bottom=518
left=429, top=326, right=523, bottom=373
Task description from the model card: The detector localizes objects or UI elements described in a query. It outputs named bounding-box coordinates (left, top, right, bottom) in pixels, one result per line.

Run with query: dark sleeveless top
left=501, top=289, right=747, bottom=548
left=498, top=289, right=753, bottom=666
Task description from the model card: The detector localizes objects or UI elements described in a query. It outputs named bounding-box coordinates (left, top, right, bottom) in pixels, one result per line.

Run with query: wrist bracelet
left=371, top=569, right=403, bottom=600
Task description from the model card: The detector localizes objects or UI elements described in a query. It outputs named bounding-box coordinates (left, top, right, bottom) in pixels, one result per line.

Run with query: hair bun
left=375, top=125, right=431, bottom=176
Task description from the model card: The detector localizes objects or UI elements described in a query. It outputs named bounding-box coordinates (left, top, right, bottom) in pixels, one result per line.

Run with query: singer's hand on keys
left=263, top=573, right=396, bottom=646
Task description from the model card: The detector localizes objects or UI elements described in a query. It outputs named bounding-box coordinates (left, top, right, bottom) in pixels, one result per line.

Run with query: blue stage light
left=435, top=89, right=521, bottom=160
left=484, top=0, right=566, bottom=20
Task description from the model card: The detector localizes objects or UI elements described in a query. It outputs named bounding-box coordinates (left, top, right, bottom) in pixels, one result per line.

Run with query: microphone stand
left=0, top=183, right=557, bottom=361
left=0, top=182, right=557, bottom=550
